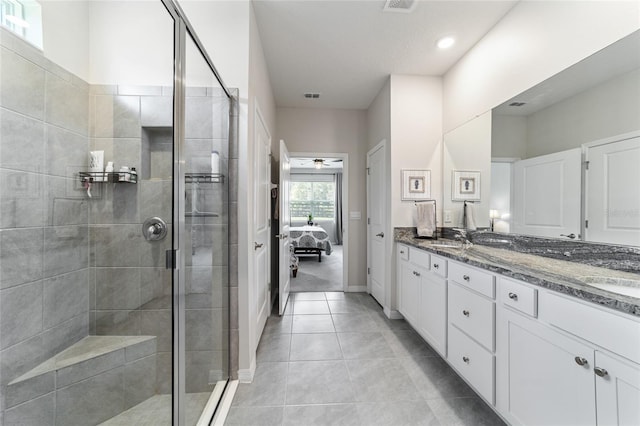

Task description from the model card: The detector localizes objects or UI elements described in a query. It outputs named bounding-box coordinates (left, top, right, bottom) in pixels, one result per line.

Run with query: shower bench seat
left=5, top=335, right=157, bottom=425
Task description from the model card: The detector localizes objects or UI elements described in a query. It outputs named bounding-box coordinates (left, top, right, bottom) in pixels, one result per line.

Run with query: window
left=290, top=180, right=335, bottom=221
left=1, top=0, right=42, bottom=49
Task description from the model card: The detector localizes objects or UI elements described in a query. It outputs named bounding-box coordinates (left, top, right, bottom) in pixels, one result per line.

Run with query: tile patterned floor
left=226, top=292, right=506, bottom=426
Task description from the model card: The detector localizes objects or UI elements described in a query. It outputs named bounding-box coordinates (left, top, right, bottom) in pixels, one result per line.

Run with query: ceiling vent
left=304, top=93, right=321, bottom=99
left=383, top=0, right=417, bottom=13
left=509, top=102, right=527, bottom=107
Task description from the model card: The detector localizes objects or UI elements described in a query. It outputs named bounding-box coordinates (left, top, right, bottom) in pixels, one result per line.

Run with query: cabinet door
left=398, top=260, right=420, bottom=328
left=502, top=309, right=596, bottom=426
left=417, top=273, right=447, bottom=356
left=595, top=351, right=640, bottom=426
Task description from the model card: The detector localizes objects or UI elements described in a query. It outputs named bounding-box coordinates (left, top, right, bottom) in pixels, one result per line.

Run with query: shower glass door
left=175, top=25, right=231, bottom=425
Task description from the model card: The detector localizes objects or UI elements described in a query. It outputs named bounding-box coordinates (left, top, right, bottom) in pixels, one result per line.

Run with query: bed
left=289, top=225, right=332, bottom=262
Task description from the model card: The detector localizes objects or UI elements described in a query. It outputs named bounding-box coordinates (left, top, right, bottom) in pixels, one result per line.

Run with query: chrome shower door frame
left=161, top=0, right=233, bottom=424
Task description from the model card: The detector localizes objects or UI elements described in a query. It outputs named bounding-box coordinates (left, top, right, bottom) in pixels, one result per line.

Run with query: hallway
left=226, top=292, right=505, bottom=425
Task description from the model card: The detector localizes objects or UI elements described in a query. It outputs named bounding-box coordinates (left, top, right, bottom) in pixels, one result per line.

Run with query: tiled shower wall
left=0, top=28, right=90, bottom=418
left=1, top=26, right=238, bottom=422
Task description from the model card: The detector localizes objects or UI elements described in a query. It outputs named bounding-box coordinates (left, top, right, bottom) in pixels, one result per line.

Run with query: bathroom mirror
left=444, top=30, right=640, bottom=247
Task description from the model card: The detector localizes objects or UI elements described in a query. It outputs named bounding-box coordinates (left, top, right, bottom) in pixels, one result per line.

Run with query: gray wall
left=0, top=28, right=90, bottom=417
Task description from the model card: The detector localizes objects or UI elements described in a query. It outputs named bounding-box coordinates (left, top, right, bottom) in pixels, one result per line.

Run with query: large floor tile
left=293, top=300, right=330, bottom=315
left=292, top=292, right=326, bottom=301
left=328, top=299, right=368, bottom=314
left=383, top=329, right=439, bottom=357
left=399, top=355, right=476, bottom=400
left=356, top=401, right=440, bottom=426
left=290, top=333, right=342, bottom=361
left=337, top=332, right=395, bottom=359
left=285, top=360, right=355, bottom=405
left=426, top=397, right=506, bottom=426
left=257, top=333, right=291, bottom=363
left=346, top=358, right=421, bottom=403
left=225, top=406, right=284, bottom=425
left=291, top=314, right=335, bottom=333
left=282, top=404, right=360, bottom=426
left=262, top=315, right=292, bottom=335
left=332, top=313, right=378, bottom=333
left=232, top=362, right=288, bottom=407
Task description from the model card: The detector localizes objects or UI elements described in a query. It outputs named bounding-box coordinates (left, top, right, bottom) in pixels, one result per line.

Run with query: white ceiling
left=252, top=0, right=518, bottom=110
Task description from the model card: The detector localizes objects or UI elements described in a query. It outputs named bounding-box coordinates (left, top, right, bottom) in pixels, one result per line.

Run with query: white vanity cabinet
left=397, top=245, right=447, bottom=356
left=447, top=262, right=496, bottom=404
left=497, top=276, right=640, bottom=426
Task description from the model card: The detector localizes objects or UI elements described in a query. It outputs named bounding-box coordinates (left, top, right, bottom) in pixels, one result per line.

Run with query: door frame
left=288, top=151, right=349, bottom=292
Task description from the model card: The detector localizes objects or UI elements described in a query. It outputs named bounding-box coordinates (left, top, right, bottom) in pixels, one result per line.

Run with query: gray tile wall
left=0, top=28, right=90, bottom=418
left=1, top=26, right=236, bottom=421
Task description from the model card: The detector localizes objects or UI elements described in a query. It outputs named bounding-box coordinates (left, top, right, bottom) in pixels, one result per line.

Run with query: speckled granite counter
left=395, top=228, right=640, bottom=317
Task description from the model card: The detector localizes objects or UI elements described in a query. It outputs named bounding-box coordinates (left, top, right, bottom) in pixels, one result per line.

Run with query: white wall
left=276, top=107, right=368, bottom=291
left=390, top=75, right=443, bottom=228
left=367, top=78, right=391, bottom=151
left=491, top=115, right=527, bottom=159
left=443, top=0, right=640, bottom=133
left=40, top=1, right=89, bottom=80
left=443, top=111, right=492, bottom=229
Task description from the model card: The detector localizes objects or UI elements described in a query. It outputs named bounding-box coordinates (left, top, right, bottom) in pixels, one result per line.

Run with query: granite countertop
left=394, top=228, right=640, bottom=317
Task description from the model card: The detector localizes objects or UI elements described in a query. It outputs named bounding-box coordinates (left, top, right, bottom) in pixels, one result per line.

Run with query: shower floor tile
left=99, top=392, right=209, bottom=426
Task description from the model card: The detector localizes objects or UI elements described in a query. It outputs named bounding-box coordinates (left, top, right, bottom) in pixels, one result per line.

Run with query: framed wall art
left=452, top=170, right=481, bottom=201
left=401, top=169, right=431, bottom=200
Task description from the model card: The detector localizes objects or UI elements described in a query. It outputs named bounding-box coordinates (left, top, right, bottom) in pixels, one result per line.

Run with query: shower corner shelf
left=79, top=171, right=137, bottom=184
left=185, top=173, right=225, bottom=184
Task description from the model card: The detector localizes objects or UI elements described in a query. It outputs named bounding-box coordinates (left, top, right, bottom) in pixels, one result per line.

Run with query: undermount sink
left=580, top=276, right=640, bottom=298
left=428, top=242, right=461, bottom=249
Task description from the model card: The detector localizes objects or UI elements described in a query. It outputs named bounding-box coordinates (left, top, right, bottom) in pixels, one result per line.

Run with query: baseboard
left=383, top=306, right=404, bottom=320
left=237, top=358, right=256, bottom=383
left=345, top=286, right=368, bottom=293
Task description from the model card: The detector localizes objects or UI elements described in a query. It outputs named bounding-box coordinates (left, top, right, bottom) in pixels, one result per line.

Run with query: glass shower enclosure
left=0, top=1, right=233, bottom=424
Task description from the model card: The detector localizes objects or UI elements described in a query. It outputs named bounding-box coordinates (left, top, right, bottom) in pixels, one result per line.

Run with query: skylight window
left=1, top=0, right=42, bottom=49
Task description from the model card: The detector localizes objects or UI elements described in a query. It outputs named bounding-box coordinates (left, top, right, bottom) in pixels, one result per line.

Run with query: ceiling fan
left=302, top=158, right=342, bottom=169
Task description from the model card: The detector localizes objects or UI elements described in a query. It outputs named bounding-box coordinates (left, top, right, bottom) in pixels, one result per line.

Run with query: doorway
left=286, top=153, right=349, bottom=294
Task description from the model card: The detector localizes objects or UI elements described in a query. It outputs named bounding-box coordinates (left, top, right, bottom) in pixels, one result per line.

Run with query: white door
left=585, top=136, right=640, bottom=246
left=417, top=272, right=447, bottom=357
left=254, top=107, right=271, bottom=345
left=398, top=260, right=419, bottom=327
left=278, top=140, right=291, bottom=315
left=367, top=142, right=386, bottom=305
left=512, top=148, right=581, bottom=239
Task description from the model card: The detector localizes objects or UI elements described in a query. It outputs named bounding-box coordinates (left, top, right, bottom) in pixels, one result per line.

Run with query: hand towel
left=416, top=203, right=436, bottom=237
left=465, top=202, right=477, bottom=230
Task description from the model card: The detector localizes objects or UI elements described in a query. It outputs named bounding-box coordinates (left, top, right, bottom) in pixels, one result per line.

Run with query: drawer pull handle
left=508, top=292, right=518, bottom=301
left=574, top=357, right=588, bottom=366
left=433, top=263, right=439, bottom=269
left=463, top=275, right=470, bottom=281
left=594, top=367, right=608, bottom=378
left=462, top=356, right=470, bottom=364
left=462, top=310, right=470, bottom=317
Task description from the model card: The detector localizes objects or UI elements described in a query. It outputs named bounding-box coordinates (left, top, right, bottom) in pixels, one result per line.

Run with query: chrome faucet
left=453, top=228, right=473, bottom=250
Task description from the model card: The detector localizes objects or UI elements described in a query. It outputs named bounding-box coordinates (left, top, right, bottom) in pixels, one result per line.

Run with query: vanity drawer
left=409, top=247, right=430, bottom=269
left=499, top=277, right=538, bottom=317
left=448, top=323, right=495, bottom=404
left=449, top=262, right=495, bottom=299
left=430, top=254, right=447, bottom=278
left=397, top=244, right=409, bottom=261
left=449, top=281, right=495, bottom=351
left=540, top=291, right=640, bottom=363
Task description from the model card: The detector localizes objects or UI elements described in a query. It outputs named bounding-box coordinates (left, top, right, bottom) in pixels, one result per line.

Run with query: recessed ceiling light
left=437, top=37, right=455, bottom=49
